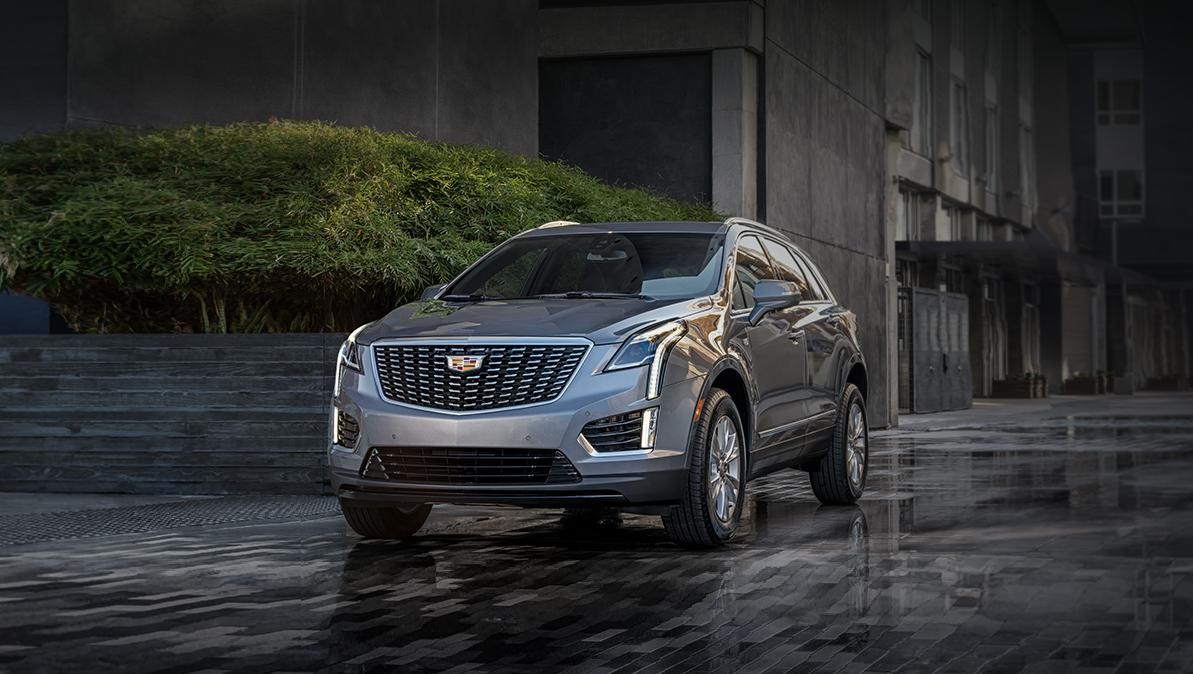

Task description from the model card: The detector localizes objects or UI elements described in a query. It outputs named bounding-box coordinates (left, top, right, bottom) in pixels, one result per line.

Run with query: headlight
left=605, top=320, right=686, bottom=399
left=338, top=325, right=367, bottom=373
left=335, top=324, right=368, bottom=397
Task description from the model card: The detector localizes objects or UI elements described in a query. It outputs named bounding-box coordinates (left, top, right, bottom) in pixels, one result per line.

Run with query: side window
left=792, top=251, right=830, bottom=302
left=731, top=235, right=774, bottom=311
left=761, top=239, right=812, bottom=299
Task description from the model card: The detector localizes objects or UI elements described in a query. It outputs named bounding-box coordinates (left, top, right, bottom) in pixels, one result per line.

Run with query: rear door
left=787, top=248, right=847, bottom=439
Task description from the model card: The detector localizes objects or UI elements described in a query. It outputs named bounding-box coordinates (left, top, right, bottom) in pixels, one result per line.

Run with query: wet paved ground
left=2, top=394, right=1192, bottom=673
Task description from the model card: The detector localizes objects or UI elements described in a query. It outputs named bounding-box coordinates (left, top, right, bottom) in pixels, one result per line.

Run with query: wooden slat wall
left=0, top=334, right=343, bottom=494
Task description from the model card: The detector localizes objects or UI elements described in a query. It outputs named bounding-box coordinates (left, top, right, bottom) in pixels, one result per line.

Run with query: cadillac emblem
left=445, top=354, right=485, bottom=373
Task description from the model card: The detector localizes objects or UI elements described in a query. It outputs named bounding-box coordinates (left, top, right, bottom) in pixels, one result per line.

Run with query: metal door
left=911, top=288, right=944, bottom=412
left=908, top=288, right=972, bottom=412
left=943, top=292, right=973, bottom=410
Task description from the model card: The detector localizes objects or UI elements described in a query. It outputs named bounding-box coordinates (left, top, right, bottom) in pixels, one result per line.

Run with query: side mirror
left=748, top=280, right=802, bottom=326
left=420, top=284, right=446, bottom=300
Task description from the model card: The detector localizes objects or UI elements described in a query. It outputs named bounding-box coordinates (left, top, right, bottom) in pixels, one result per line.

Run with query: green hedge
left=0, top=121, right=718, bottom=333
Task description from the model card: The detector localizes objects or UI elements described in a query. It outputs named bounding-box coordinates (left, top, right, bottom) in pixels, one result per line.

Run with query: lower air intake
left=360, top=447, right=581, bottom=485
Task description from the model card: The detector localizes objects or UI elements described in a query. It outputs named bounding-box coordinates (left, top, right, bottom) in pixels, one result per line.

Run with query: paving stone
left=0, top=395, right=1191, bottom=671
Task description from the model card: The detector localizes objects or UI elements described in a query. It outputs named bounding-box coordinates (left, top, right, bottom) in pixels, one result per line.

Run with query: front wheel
left=809, top=383, right=868, bottom=505
left=340, top=500, right=431, bottom=539
left=662, top=388, right=746, bottom=547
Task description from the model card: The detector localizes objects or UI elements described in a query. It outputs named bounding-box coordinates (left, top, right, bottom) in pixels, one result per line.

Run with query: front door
left=731, top=235, right=809, bottom=459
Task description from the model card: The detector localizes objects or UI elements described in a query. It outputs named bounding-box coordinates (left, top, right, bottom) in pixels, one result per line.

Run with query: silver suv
left=329, top=218, right=868, bottom=547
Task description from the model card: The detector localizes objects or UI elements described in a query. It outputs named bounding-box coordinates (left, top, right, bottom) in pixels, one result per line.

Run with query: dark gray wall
left=0, top=0, right=66, bottom=140
left=762, top=0, right=891, bottom=425
left=62, top=0, right=539, bottom=154
left=1142, top=0, right=1193, bottom=230
left=539, top=54, right=713, bottom=202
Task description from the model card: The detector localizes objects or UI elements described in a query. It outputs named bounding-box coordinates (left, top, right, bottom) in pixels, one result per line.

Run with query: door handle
left=787, top=329, right=805, bottom=344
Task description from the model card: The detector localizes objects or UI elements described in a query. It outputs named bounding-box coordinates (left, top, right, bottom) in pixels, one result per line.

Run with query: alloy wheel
left=845, top=402, right=867, bottom=489
left=707, top=416, right=742, bottom=524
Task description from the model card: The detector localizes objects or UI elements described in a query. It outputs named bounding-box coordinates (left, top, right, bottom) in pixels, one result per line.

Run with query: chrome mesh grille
left=372, top=343, right=587, bottom=411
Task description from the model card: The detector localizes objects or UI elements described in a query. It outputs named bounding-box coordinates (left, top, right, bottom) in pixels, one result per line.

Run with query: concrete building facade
left=2, top=0, right=1190, bottom=424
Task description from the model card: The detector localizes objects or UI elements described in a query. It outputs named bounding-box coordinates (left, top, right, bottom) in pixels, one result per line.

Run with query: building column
left=711, top=48, right=757, bottom=218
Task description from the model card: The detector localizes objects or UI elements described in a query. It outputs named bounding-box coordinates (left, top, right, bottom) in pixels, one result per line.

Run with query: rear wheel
left=340, top=500, right=431, bottom=539
left=662, top=388, right=746, bottom=547
left=809, top=383, right=868, bottom=505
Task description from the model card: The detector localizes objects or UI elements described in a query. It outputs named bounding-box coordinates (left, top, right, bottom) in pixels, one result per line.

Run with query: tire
left=662, top=388, right=746, bottom=548
left=340, top=500, right=432, bottom=539
left=809, top=383, right=868, bottom=505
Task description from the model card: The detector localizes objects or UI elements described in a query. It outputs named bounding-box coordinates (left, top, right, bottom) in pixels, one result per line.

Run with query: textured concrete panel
left=301, top=0, right=438, bottom=138
left=540, top=1, right=763, bottom=58
left=437, top=0, right=538, bottom=154
left=711, top=48, right=759, bottom=218
left=764, top=49, right=886, bottom=259
left=67, top=0, right=297, bottom=126
left=766, top=0, right=886, bottom=115
left=0, top=0, right=66, bottom=140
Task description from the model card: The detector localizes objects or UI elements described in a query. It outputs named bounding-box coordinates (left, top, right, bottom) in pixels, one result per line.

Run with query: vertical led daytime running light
left=640, top=407, right=659, bottom=449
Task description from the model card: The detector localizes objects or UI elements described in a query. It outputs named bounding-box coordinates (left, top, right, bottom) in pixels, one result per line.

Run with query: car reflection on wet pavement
left=1, top=395, right=1192, bottom=672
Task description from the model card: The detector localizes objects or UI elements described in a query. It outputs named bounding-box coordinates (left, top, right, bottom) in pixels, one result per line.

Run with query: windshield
left=446, top=232, right=724, bottom=302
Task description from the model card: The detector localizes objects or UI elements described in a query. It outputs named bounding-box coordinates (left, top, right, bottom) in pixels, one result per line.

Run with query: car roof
left=515, top=220, right=727, bottom=239
left=513, top=218, right=800, bottom=241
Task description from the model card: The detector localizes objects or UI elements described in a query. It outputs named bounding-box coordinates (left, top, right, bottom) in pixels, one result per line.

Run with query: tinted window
left=792, top=251, right=829, bottom=301
left=731, top=235, right=774, bottom=311
left=449, top=233, right=724, bottom=301
left=761, top=238, right=812, bottom=299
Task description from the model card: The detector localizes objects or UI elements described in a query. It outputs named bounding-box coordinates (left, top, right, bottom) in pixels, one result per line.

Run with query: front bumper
left=328, top=340, right=703, bottom=507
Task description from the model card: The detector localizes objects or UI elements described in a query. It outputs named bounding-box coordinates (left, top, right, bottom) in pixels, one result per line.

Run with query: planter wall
left=991, top=380, right=1035, bottom=398
left=1144, top=376, right=1190, bottom=391
left=1064, top=376, right=1103, bottom=395
left=0, top=334, right=342, bottom=494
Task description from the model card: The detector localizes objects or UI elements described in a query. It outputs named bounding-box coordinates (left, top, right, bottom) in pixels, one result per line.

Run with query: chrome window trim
left=368, top=336, right=594, bottom=416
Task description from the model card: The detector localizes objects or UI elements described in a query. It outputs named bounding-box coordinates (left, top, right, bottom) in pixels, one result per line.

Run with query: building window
left=951, top=1, right=965, bottom=52
left=897, top=258, right=919, bottom=288
left=910, top=50, right=933, bottom=156
left=943, top=267, right=966, bottom=294
left=897, top=189, right=913, bottom=241
left=1099, top=169, right=1145, bottom=218
left=1019, top=124, right=1034, bottom=206
left=947, top=206, right=974, bottom=241
left=977, top=217, right=992, bottom=240
left=984, top=105, right=999, bottom=192
left=950, top=80, right=969, bottom=174
left=1096, top=79, right=1141, bottom=125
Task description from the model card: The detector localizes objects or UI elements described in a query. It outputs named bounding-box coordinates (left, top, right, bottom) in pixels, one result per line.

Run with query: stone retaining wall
left=0, top=334, right=342, bottom=494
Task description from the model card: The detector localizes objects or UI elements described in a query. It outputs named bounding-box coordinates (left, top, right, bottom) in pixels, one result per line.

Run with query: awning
left=896, top=239, right=1109, bottom=284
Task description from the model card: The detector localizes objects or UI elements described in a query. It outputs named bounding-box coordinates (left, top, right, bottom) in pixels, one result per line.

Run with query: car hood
left=355, top=297, right=711, bottom=346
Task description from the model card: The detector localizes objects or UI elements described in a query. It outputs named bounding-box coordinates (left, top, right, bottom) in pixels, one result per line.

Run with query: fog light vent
left=336, top=410, right=360, bottom=448
left=581, top=411, right=645, bottom=452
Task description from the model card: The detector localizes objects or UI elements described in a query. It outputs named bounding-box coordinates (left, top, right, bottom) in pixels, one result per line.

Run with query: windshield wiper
left=438, top=293, right=496, bottom=302
left=537, top=291, right=655, bottom=301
